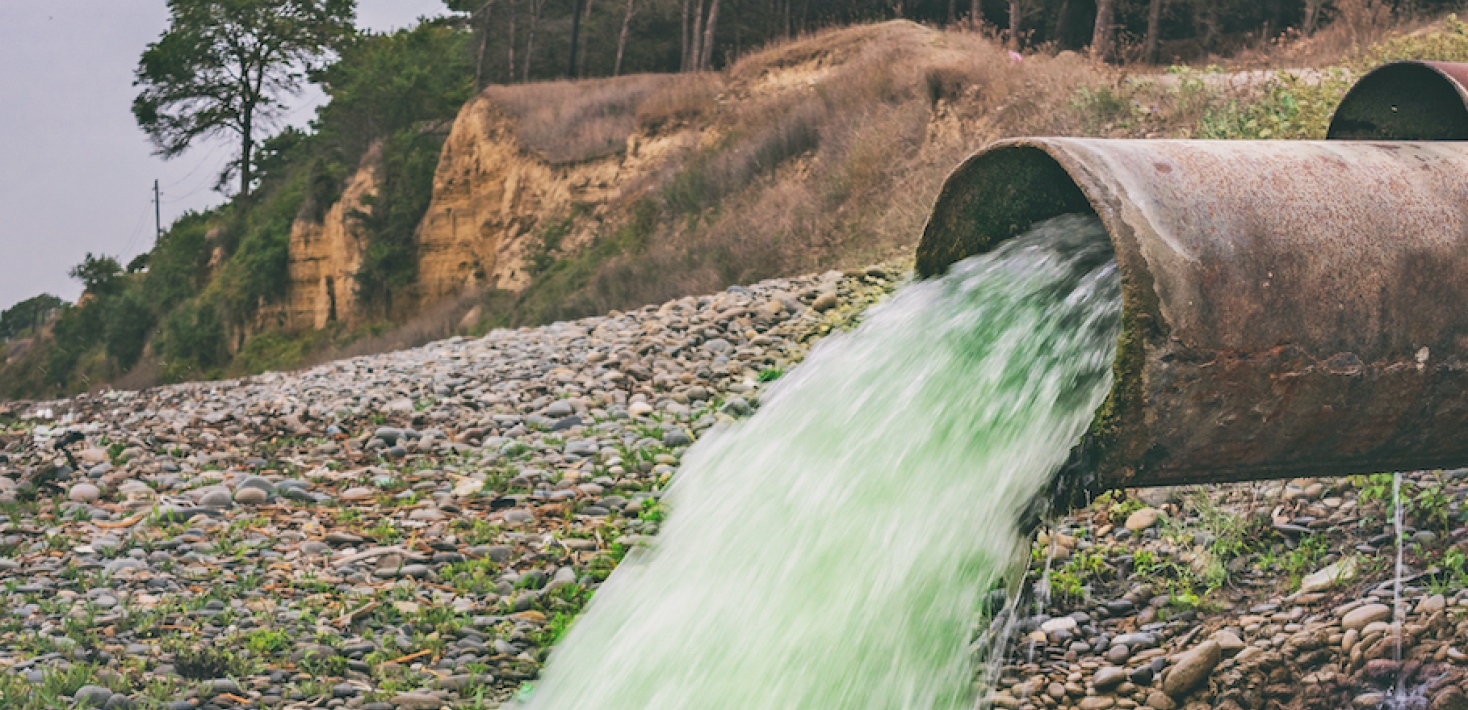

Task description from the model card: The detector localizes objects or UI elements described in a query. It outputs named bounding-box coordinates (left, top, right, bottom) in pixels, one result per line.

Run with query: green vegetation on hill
left=0, top=295, right=64, bottom=342
left=1066, top=16, right=1468, bottom=142
left=0, top=17, right=474, bottom=399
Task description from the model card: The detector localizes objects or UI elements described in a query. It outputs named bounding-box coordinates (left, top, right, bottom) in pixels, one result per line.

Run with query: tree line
left=445, top=0, right=1457, bottom=90
left=130, top=0, right=1446, bottom=213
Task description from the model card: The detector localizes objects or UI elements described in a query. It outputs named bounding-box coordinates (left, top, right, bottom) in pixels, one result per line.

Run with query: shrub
left=352, top=128, right=447, bottom=316
left=142, top=211, right=213, bottom=312
left=0, top=294, right=64, bottom=340
left=103, top=290, right=155, bottom=370
left=158, top=301, right=227, bottom=381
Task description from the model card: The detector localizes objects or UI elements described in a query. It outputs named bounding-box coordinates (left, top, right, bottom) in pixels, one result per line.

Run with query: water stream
left=519, top=214, right=1122, bottom=710
left=1387, top=472, right=1409, bottom=708
left=1394, top=471, right=1405, bottom=671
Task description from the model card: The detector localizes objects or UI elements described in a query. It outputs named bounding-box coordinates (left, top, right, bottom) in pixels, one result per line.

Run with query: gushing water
left=521, top=215, right=1121, bottom=710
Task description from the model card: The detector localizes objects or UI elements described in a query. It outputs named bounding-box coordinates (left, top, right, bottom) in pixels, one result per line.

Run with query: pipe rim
left=917, top=138, right=1161, bottom=495
left=1326, top=60, right=1468, bottom=140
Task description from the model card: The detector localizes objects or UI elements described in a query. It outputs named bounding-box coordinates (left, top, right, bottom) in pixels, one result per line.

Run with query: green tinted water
left=522, top=214, right=1121, bottom=709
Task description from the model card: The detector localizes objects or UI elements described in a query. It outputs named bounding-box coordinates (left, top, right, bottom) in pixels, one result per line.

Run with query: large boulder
left=1163, top=640, right=1221, bottom=698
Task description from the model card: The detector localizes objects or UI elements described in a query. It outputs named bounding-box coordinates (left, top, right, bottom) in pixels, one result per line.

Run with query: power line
left=159, top=141, right=227, bottom=190
left=160, top=174, right=219, bottom=205
left=115, top=199, right=154, bottom=262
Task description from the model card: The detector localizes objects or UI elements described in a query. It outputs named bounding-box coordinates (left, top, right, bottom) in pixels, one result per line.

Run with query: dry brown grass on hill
left=1226, top=0, right=1421, bottom=68
left=484, top=74, right=697, bottom=163
left=510, top=22, right=1114, bottom=324
left=635, top=73, right=723, bottom=131
left=726, top=21, right=895, bottom=83
left=459, top=15, right=1468, bottom=331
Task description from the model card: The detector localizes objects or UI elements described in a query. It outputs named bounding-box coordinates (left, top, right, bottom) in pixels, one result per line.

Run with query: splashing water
left=521, top=214, right=1122, bottom=710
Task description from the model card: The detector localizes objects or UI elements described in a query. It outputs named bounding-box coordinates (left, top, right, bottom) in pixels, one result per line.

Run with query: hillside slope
left=300, top=21, right=1110, bottom=332
left=10, top=16, right=1468, bottom=399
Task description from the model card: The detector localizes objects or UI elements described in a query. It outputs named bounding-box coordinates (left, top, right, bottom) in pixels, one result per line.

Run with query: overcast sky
left=0, top=0, right=448, bottom=312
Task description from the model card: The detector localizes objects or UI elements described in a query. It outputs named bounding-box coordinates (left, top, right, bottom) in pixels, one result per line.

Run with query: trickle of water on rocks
left=1381, top=472, right=1413, bottom=710
left=520, top=214, right=1122, bottom=710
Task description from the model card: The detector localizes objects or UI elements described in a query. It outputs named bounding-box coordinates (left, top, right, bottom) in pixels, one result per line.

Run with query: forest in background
left=2, top=0, right=1466, bottom=400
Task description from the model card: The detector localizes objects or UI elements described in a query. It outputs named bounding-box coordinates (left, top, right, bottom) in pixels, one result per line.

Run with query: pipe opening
left=1327, top=61, right=1468, bottom=140
left=917, top=145, right=1152, bottom=500
left=916, top=147, right=1096, bottom=278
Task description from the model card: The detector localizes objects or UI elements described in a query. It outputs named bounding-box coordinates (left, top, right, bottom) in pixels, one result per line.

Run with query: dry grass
left=509, top=22, right=1116, bottom=320
left=1247, top=0, right=1429, bottom=68
left=727, top=22, right=896, bottom=82
left=484, top=74, right=695, bottom=163
left=514, top=12, right=1461, bottom=322
left=271, top=15, right=1467, bottom=355
left=636, top=73, right=723, bottom=131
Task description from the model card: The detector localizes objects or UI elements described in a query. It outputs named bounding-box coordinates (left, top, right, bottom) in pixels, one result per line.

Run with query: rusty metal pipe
left=917, top=138, right=1468, bottom=490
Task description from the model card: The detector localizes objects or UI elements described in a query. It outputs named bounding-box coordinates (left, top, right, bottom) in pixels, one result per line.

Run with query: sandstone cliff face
left=280, top=147, right=379, bottom=331
left=274, top=82, right=695, bottom=330
left=413, top=91, right=691, bottom=304
left=276, top=22, right=1047, bottom=330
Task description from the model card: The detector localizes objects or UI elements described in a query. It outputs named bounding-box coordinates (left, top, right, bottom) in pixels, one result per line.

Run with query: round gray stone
left=69, top=483, right=101, bottom=504
left=233, top=486, right=268, bottom=505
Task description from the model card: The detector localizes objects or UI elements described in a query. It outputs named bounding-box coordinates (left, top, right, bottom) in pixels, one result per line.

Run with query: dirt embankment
left=280, top=21, right=1117, bottom=330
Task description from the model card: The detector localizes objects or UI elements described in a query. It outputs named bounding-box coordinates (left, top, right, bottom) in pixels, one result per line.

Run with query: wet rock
left=1094, top=666, right=1128, bottom=690
left=1299, top=557, right=1356, bottom=594
left=1162, top=640, right=1221, bottom=698
left=1363, top=658, right=1400, bottom=682
left=721, top=397, right=752, bottom=417
left=1211, top=630, right=1245, bottom=657
left=1433, top=686, right=1468, bottom=710
left=1354, top=692, right=1386, bottom=708
left=1342, top=604, right=1392, bottom=630
left=1417, top=594, right=1447, bottom=615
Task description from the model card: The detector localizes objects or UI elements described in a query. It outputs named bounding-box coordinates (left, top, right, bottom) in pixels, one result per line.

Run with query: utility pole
left=153, top=179, right=162, bottom=243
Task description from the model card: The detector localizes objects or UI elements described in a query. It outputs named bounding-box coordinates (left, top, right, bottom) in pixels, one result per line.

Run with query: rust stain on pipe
left=918, top=138, right=1468, bottom=490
